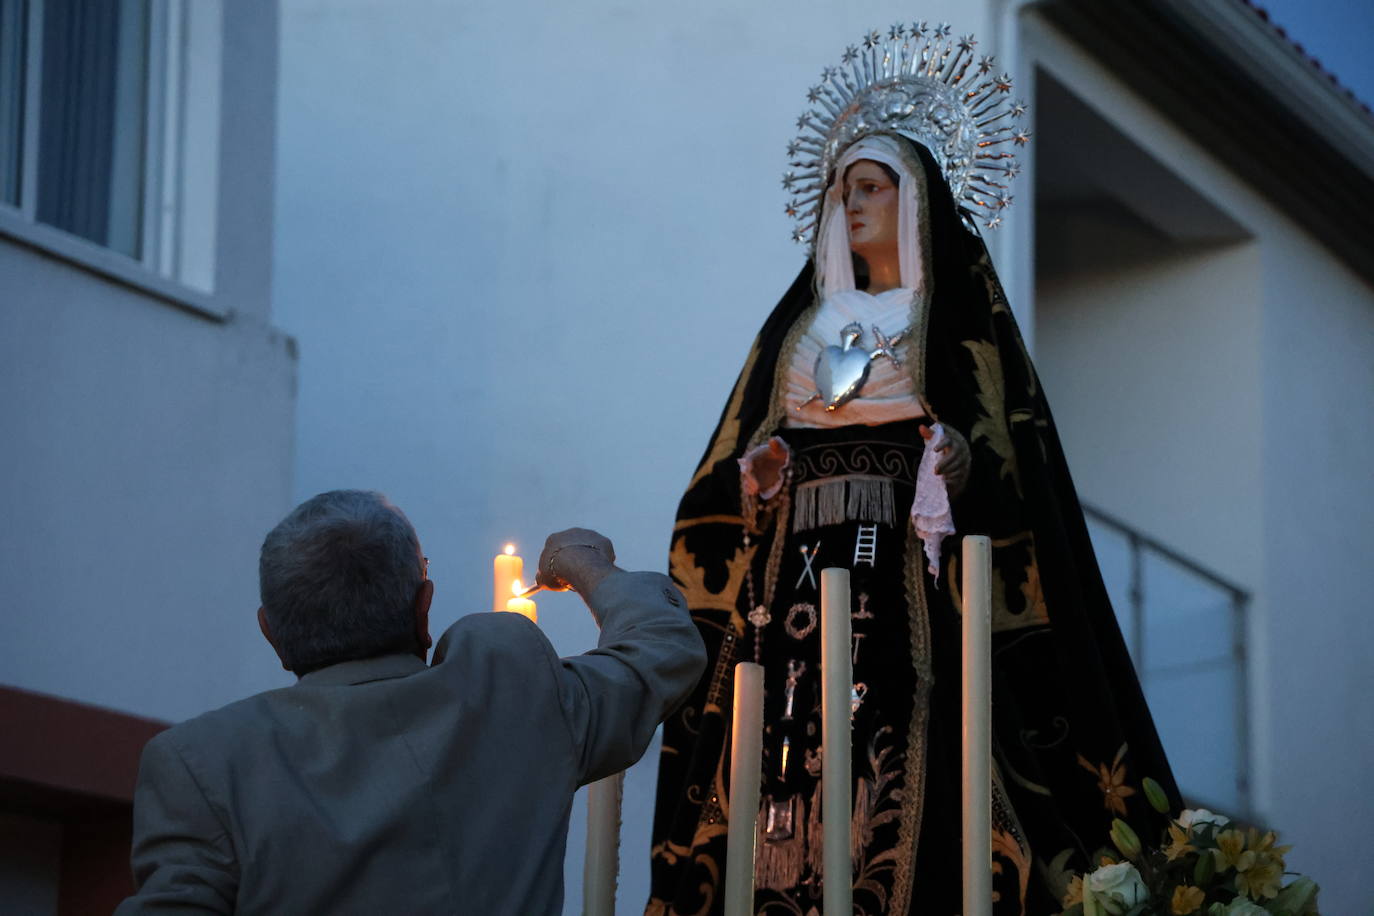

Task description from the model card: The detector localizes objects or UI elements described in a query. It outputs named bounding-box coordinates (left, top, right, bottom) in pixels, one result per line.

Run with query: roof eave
left=1039, top=0, right=1374, bottom=285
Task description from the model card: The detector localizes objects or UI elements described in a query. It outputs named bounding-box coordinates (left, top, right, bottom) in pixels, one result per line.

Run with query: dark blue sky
left=1253, top=0, right=1374, bottom=109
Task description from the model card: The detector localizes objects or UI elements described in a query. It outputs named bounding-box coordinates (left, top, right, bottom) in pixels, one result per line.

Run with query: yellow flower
left=1164, top=823, right=1195, bottom=862
left=1213, top=828, right=1247, bottom=871
left=1246, top=828, right=1291, bottom=868
left=1170, top=884, right=1205, bottom=915
left=1237, top=860, right=1283, bottom=900
left=1077, top=744, right=1138, bottom=817
left=1063, top=875, right=1084, bottom=907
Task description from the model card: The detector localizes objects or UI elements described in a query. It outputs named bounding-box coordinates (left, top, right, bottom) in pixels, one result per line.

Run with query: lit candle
left=820, top=567, right=852, bottom=914
left=505, top=579, right=537, bottom=624
left=724, top=661, right=764, bottom=916
left=962, top=535, right=992, bottom=916
left=493, top=543, right=522, bottom=614
left=582, top=772, right=622, bottom=916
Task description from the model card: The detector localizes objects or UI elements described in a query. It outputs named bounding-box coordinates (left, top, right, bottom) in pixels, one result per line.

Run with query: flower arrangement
left=1056, top=778, right=1319, bottom=916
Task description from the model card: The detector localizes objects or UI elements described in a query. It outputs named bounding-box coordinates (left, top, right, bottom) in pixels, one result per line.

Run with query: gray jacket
left=115, top=570, right=706, bottom=915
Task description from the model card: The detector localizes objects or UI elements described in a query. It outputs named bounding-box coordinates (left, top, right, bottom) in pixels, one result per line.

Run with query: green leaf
left=1194, top=850, right=1216, bottom=885
left=1267, top=876, right=1319, bottom=915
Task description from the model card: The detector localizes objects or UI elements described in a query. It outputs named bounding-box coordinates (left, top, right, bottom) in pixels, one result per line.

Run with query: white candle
left=820, top=567, right=853, bottom=914
left=493, top=543, right=522, bottom=614
left=961, top=535, right=993, bottom=916
left=582, top=772, right=623, bottom=916
left=504, top=586, right=537, bottom=624
left=724, top=661, right=764, bottom=916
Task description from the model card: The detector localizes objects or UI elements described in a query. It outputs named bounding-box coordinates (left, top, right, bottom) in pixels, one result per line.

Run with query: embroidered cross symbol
left=796, top=541, right=822, bottom=590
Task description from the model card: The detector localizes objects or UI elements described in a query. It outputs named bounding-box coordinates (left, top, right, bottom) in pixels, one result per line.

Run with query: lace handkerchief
left=911, top=423, right=955, bottom=582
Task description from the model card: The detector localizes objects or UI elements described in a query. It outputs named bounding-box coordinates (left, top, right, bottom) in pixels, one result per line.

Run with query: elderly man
left=116, top=489, right=706, bottom=914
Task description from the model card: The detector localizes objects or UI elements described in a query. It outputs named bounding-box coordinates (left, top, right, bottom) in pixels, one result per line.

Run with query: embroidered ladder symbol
left=853, top=524, right=878, bottom=566
left=703, top=632, right=737, bottom=716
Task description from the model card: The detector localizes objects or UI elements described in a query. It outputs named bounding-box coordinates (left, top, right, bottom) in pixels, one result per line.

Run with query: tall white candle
left=961, top=535, right=993, bottom=916
left=583, top=772, right=623, bottom=916
left=820, top=567, right=853, bottom=915
left=724, top=661, right=764, bottom=916
left=493, top=543, right=522, bottom=614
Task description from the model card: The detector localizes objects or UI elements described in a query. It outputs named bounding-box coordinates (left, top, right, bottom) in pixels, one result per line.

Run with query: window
left=0, top=0, right=23, bottom=207
left=0, top=0, right=221, bottom=293
left=38, top=0, right=148, bottom=257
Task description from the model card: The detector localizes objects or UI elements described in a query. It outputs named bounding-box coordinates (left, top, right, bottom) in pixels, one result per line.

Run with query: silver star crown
left=783, top=23, right=1030, bottom=242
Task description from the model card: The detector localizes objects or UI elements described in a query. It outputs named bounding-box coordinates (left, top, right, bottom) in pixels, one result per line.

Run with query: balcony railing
left=1083, top=504, right=1251, bottom=817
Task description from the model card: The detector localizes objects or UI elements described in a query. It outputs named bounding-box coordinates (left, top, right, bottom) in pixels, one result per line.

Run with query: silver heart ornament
left=812, top=323, right=871, bottom=411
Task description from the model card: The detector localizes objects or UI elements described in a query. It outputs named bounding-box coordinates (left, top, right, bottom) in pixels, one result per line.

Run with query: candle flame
left=511, top=579, right=525, bottom=596
left=503, top=543, right=516, bottom=555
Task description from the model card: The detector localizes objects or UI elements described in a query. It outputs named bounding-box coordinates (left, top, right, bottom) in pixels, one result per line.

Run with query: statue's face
left=843, top=159, right=899, bottom=256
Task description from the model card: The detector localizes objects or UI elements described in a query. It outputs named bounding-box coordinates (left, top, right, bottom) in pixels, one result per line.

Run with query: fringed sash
left=787, top=437, right=922, bottom=534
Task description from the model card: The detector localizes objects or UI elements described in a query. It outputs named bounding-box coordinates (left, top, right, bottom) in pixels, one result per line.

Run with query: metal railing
left=1082, top=503, right=1252, bottom=817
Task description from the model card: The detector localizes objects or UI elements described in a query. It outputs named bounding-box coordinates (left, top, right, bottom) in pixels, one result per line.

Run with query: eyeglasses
left=422, top=556, right=430, bottom=580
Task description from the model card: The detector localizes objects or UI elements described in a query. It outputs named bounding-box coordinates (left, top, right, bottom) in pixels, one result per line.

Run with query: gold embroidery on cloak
left=686, top=340, right=761, bottom=493
left=962, top=338, right=1021, bottom=495
left=673, top=514, right=744, bottom=532
left=668, top=537, right=756, bottom=633
left=890, top=531, right=934, bottom=914
left=948, top=530, right=1050, bottom=632
left=991, top=760, right=1033, bottom=915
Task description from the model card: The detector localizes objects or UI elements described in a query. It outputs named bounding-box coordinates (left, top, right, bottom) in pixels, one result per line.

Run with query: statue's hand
left=921, top=423, right=971, bottom=499
left=739, top=437, right=791, bottom=500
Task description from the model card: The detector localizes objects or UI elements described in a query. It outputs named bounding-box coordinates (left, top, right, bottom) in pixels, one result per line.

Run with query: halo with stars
left=782, top=22, right=1030, bottom=242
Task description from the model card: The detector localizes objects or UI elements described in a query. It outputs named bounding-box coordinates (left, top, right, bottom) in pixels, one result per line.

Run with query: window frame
left=0, top=0, right=226, bottom=320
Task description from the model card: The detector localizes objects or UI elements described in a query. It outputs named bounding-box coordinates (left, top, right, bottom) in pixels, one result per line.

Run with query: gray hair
left=259, top=490, right=423, bottom=674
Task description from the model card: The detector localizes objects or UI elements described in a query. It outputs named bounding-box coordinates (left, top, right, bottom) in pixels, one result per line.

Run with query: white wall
left=1027, top=15, right=1374, bottom=911
left=274, top=0, right=994, bottom=910
left=1036, top=205, right=1264, bottom=812
left=1258, top=228, right=1374, bottom=911
left=0, top=0, right=296, bottom=723
left=1036, top=209, right=1265, bottom=590
left=0, top=253, right=296, bottom=720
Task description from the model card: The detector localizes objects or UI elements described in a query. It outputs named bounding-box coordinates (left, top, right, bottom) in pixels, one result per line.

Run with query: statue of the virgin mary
left=647, top=24, right=1180, bottom=915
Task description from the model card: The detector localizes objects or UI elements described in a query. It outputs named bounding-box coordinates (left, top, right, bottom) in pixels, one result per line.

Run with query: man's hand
left=535, top=528, right=618, bottom=596
left=920, top=424, right=971, bottom=498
